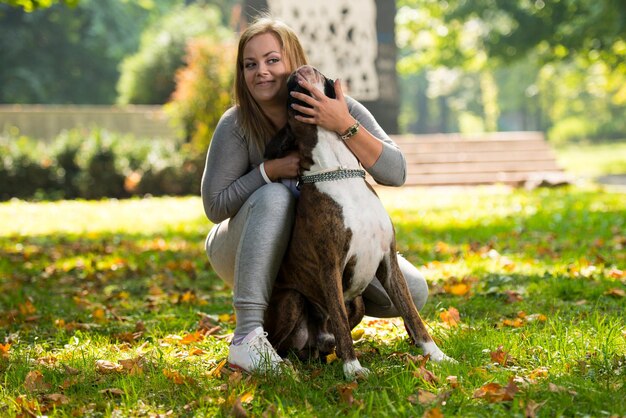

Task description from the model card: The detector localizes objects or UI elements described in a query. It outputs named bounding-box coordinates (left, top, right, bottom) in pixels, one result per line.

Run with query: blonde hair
left=235, top=16, right=308, bottom=151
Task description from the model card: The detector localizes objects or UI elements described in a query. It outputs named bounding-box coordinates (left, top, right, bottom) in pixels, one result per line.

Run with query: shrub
left=166, top=36, right=236, bottom=153
left=116, top=3, right=231, bottom=105
left=0, top=128, right=205, bottom=201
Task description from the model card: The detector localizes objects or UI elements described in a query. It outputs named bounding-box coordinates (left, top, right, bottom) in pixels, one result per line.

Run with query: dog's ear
left=264, top=124, right=297, bottom=160
left=324, top=77, right=337, bottom=99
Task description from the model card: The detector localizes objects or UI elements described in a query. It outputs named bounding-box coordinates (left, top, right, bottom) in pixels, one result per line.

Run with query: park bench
left=389, top=131, right=568, bottom=187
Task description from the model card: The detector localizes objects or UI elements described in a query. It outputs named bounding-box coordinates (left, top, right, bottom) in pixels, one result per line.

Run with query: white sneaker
left=228, top=327, right=283, bottom=373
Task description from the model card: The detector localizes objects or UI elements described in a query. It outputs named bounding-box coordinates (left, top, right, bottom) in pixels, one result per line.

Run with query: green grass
left=1, top=186, right=625, bottom=417
left=554, top=140, right=626, bottom=178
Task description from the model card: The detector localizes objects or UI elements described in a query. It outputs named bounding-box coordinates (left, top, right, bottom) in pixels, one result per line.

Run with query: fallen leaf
left=446, top=375, right=459, bottom=388
left=606, top=268, right=625, bottom=279
left=423, top=406, right=444, bottom=418
left=95, top=360, right=123, bottom=374
left=413, top=364, right=439, bottom=384
left=605, top=288, right=625, bottom=298
left=417, top=389, right=438, bottom=405
left=118, top=356, right=145, bottom=375
left=505, top=290, right=524, bottom=303
left=326, top=351, right=338, bottom=364
left=208, top=359, right=227, bottom=378
left=490, top=346, right=510, bottom=366
left=0, top=342, right=10, bottom=358
left=528, top=367, right=548, bottom=381
left=19, top=299, right=37, bottom=316
left=24, top=370, right=51, bottom=392
left=524, top=399, right=546, bottom=418
left=501, top=318, right=525, bottom=328
left=43, top=393, right=70, bottom=406
left=100, top=388, right=125, bottom=397
left=351, top=329, right=365, bottom=341
left=338, top=381, right=359, bottom=406
left=163, top=368, right=187, bottom=384
left=440, top=307, right=461, bottom=327
left=232, top=397, right=248, bottom=418
left=180, top=331, right=204, bottom=345
left=239, top=390, right=254, bottom=404
left=473, top=378, right=519, bottom=403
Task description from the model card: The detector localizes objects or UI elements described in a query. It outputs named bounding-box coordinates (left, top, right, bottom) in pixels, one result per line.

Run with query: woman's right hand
left=263, top=151, right=300, bottom=181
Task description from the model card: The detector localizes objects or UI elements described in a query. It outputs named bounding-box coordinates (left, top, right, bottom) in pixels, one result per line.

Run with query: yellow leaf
left=208, top=359, right=227, bottom=378
left=351, top=329, right=365, bottom=341
left=239, top=390, right=254, bottom=404
left=326, top=351, right=338, bottom=364
left=163, top=368, right=187, bottom=384
left=19, top=300, right=37, bottom=315
left=92, top=308, right=106, bottom=322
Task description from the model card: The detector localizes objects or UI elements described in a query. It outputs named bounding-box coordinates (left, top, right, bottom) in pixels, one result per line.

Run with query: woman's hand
left=263, top=151, right=300, bottom=181
left=290, top=78, right=356, bottom=135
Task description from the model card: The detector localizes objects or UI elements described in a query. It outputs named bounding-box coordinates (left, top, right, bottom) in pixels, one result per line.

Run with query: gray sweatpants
left=205, top=183, right=429, bottom=338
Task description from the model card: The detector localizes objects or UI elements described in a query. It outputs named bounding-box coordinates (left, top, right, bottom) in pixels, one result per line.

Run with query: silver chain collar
left=299, top=168, right=366, bottom=185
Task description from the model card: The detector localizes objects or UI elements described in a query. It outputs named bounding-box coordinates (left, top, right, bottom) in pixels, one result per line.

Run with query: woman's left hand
left=290, top=78, right=356, bottom=135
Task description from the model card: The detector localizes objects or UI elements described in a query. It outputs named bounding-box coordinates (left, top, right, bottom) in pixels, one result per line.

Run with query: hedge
left=0, top=127, right=204, bottom=201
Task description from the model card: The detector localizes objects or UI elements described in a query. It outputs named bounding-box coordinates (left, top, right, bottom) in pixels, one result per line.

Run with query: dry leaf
left=473, top=378, right=519, bottom=403
left=0, top=342, right=10, bottom=358
left=208, top=359, right=227, bottom=378
left=180, top=331, right=204, bottom=345
left=505, top=290, right=524, bottom=303
left=118, top=356, right=145, bottom=375
left=490, top=346, right=509, bottom=366
left=163, top=368, right=187, bottom=384
left=95, top=359, right=123, bottom=374
left=232, top=397, right=248, bottom=418
left=338, top=381, right=359, bottom=406
left=100, top=388, right=125, bottom=396
left=239, top=391, right=254, bottom=404
left=24, top=370, right=51, bottom=392
left=326, top=351, right=338, bottom=364
left=605, top=288, right=625, bottom=298
left=417, top=389, right=438, bottom=405
left=501, top=318, right=525, bottom=328
left=423, top=406, right=444, bottom=418
left=43, top=393, right=70, bottom=406
left=446, top=375, right=459, bottom=388
left=413, top=365, right=439, bottom=384
left=524, top=399, right=546, bottom=418
left=439, top=307, right=461, bottom=327
left=528, top=367, right=548, bottom=381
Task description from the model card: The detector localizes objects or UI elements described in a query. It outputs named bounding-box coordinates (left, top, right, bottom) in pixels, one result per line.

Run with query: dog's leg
left=264, top=288, right=310, bottom=356
left=322, top=266, right=370, bottom=379
left=376, top=252, right=454, bottom=363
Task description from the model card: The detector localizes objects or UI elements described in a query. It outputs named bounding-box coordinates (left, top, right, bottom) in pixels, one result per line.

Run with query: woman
left=201, top=17, right=429, bottom=373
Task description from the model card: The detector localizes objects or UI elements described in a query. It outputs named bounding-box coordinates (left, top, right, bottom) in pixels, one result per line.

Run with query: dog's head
left=286, top=65, right=336, bottom=118
left=264, top=65, right=335, bottom=162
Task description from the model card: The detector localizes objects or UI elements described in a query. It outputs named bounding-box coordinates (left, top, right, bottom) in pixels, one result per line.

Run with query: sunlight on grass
left=554, top=140, right=626, bottom=178
left=0, top=196, right=209, bottom=236
left=0, top=186, right=624, bottom=417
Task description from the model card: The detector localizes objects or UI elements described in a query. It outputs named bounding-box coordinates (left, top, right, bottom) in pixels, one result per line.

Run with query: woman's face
left=242, top=32, right=290, bottom=108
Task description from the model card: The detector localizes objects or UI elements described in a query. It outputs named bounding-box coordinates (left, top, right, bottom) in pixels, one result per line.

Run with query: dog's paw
left=343, top=359, right=370, bottom=379
left=423, top=342, right=457, bottom=363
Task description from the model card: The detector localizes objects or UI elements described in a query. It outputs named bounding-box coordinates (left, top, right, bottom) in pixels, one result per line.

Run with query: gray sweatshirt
left=201, top=96, right=406, bottom=224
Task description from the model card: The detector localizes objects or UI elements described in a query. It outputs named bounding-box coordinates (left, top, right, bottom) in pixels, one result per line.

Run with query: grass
left=0, top=185, right=624, bottom=417
left=554, top=139, right=626, bottom=179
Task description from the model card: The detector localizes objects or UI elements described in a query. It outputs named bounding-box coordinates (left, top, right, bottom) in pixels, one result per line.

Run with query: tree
left=116, top=3, right=232, bottom=105
left=446, top=0, right=626, bottom=68
left=0, top=0, right=79, bottom=12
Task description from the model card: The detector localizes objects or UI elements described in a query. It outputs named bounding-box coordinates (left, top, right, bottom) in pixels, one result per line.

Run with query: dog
left=263, top=65, right=453, bottom=379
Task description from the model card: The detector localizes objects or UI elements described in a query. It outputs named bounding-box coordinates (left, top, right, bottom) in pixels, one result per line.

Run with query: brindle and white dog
left=263, top=65, right=453, bottom=379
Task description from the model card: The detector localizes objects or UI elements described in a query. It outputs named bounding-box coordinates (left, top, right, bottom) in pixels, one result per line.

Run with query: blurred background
left=1, top=0, right=625, bottom=200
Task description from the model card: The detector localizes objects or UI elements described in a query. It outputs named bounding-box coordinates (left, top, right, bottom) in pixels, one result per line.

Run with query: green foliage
left=0, top=187, right=624, bottom=416
left=165, top=36, right=236, bottom=152
left=0, top=128, right=204, bottom=201
left=116, top=3, right=232, bottom=105
left=0, top=0, right=79, bottom=12
left=0, top=0, right=188, bottom=104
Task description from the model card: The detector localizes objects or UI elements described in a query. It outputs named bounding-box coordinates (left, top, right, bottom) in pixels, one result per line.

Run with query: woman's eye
left=268, top=58, right=280, bottom=64
left=244, top=62, right=256, bottom=69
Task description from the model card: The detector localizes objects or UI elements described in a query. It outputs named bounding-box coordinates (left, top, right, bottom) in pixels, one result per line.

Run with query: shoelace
left=246, top=332, right=277, bottom=357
